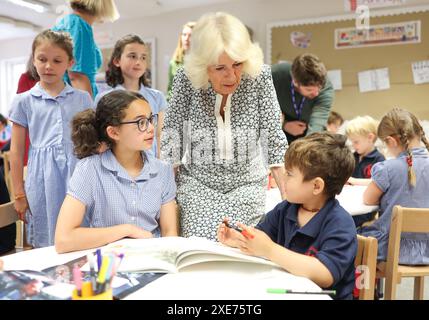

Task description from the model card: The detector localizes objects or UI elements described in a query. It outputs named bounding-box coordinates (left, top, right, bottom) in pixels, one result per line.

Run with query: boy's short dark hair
left=284, top=132, right=354, bottom=198
left=327, top=111, right=344, bottom=125
left=291, top=53, right=327, bottom=87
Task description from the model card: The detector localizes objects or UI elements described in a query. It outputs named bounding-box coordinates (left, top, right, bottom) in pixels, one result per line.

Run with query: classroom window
left=0, top=57, right=26, bottom=116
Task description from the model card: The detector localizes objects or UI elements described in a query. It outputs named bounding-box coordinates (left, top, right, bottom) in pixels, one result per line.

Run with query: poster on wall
left=412, top=60, right=429, bottom=85
left=290, top=31, right=312, bottom=48
left=335, top=20, right=420, bottom=49
left=344, top=0, right=407, bottom=12
left=358, top=68, right=390, bottom=93
left=327, top=70, right=343, bottom=91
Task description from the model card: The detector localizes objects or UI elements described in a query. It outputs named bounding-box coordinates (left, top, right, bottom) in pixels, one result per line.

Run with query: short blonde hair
left=69, top=0, right=119, bottom=21
left=346, top=116, right=379, bottom=142
left=184, top=12, right=263, bottom=89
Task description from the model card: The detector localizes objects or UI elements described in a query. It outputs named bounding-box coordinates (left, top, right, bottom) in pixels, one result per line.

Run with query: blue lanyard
left=291, top=81, right=305, bottom=119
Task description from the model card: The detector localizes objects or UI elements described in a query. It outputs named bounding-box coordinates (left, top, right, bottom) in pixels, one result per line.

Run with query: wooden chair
left=0, top=201, right=19, bottom=255
left=377, top=205, right=429, bottom=300
left=2, top=151, right=14, bottom=198
left=355, top=235, right=378, bottom=300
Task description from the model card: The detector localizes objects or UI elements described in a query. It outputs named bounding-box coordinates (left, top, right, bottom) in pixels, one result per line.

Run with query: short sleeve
left=81, top=91, right=94, bottom=110
left=154, top=90, right=168, bottom=113
left=257, top=65, right=288, bottom=167
left=371, top=161, right=390, bottom=192
left=8, top=95, right=29, bottom=128
left=54, top=16, right=96, bottom=76
left=161, top=163, right=176, bottom=204
left=315, top=217, right=357, bottom=286
left=67, top=158, right=95, bottom=207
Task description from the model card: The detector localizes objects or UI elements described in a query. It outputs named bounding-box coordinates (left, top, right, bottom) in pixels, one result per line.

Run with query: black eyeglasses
left=119, top=114, right=158, bottom=132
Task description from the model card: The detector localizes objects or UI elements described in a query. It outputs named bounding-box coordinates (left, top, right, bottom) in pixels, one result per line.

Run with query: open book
left=96, top=237, right=278, bottom=273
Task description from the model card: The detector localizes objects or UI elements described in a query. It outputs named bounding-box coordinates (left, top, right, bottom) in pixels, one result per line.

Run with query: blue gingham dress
left=67, top=150, right=176, bottom=237
left=9, top=83, right=93, bottom=247
left=359, top=148, right=429, bottom=264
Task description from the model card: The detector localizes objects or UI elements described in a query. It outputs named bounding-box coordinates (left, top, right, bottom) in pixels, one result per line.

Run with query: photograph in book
left=89, top=237, right=279, bottom=273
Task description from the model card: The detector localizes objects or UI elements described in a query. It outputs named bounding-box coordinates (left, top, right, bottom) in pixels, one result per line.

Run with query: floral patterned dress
left=161, top=65, right=287, bottom=240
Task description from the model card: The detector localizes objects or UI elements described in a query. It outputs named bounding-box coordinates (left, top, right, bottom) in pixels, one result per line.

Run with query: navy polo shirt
left=352, top=148, right=385, bottom=178
left=256, top=198, right=357, bottom=300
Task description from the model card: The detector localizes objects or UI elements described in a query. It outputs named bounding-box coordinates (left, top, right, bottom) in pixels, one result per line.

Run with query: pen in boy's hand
left=223, top=220, right=255, bottom=239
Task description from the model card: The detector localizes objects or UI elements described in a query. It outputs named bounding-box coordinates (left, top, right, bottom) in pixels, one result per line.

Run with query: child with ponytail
left=55, top=90, right=177, bottom=253
left=360, top=108, right=429, bottom=264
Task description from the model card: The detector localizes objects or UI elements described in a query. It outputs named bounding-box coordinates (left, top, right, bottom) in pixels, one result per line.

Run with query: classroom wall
left=271, top=10, right=429, bottom=120
left=0, top=0, right=428, bottom=98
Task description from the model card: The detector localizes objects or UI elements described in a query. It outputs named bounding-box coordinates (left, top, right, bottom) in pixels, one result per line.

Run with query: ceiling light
left=6, top=0, right=51, bottom=13
left=0, top=15, right=41, bottom=31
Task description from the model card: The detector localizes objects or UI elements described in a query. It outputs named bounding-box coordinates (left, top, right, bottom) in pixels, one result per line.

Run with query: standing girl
left=360, top=108, right=429, bottom=264
left=52, top=0, right=119, bottom=98
left=55, top=90, right=177, bottom=253
left=9, top=30, right=93, bottom=248
left=167, top=21, right=195, bottom=100
left=94, top=34, right=167, bottom=157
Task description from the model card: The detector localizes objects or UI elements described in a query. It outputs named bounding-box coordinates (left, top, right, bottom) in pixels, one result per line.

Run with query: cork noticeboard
left=269, top=9, right=429, bottom=120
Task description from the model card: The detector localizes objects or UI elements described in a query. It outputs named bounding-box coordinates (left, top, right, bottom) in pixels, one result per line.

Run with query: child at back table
left=55, top=90, right=177, bottom=253
left=346, top=116, right=385, bottom=227
left=9, top=30, right=93, bottom=248
left=218, top=132, right=357, bottom=299
left=360, top=108, right=429, bottom=264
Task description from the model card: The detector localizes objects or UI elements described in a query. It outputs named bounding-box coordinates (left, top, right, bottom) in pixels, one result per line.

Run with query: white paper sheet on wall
left=412, top=60, right=429, bottom=85
left=358, top=68, right=390, bottom=93
left=327, top=70, right=343, bottom=90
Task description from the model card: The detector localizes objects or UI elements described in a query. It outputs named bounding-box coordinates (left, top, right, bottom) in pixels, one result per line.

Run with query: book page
left=98, top=237, right=277, bottom=273
left=175, top=239, right=277, bottom=271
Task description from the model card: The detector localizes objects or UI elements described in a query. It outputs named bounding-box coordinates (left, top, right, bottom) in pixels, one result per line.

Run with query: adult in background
left=166, top=21, right=195, bottom=101
left=271, top=53, right=334, bottom=144
left=161, top=12, right=288, bottom=241
left=52, top=0, right=119, bottom=98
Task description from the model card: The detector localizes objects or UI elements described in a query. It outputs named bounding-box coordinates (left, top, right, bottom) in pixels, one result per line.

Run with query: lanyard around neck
left=291, top=81, right=305, bottom=120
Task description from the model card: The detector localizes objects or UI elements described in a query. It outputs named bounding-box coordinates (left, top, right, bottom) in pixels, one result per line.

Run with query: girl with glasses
left=54, top=90, right=177, bottom=253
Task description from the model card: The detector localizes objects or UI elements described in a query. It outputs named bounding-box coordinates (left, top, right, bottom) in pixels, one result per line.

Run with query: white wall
left=1, top=0, right=428, bottom=94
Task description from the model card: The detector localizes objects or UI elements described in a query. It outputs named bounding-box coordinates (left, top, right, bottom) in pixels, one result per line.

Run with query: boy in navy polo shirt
left=218, top=132, right=357, bottom=300
left=345, top=116, right=385, bottom=227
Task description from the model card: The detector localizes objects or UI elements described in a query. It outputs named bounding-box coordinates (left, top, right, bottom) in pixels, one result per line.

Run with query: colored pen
left=87, top=253, right=97, bottom=291
left=224, top=221, right=255, bottom=239
left=96, top=249, right=102, bottom=271
left=96, top=255, right=110, bottom=294
left=72, top=263, right=82, bottom=296
left=267, top=288, right=336, bottom=296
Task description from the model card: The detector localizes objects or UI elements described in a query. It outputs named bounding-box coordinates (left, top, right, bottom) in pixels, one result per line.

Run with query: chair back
left=355, top=235, right=378, bottom=300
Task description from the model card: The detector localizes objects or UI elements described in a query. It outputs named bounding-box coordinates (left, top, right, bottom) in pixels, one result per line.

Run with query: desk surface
left=1, top=242, right=330, bottom=300
left=266, top=185, right=378, bottom=216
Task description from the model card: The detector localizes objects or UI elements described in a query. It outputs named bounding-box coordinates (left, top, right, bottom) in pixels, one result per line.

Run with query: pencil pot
left=72, top=288, right=113, bottom=300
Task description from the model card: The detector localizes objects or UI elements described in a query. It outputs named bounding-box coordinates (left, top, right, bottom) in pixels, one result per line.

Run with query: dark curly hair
left=106, top=34, right=150, bottom=88
left=72, top=90, right=148, bottom=159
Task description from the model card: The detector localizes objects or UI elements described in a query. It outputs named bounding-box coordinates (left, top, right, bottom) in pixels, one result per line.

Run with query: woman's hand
left=14, top=198, right=29, bottom=223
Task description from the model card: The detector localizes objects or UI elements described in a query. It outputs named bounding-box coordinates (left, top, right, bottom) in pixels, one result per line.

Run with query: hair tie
left=406, top=155, right=413, bottom=167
